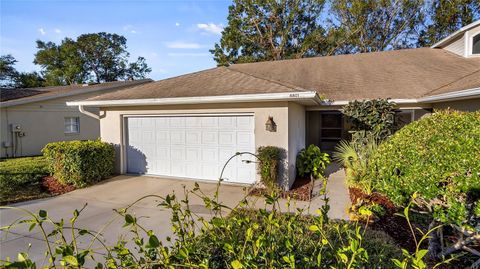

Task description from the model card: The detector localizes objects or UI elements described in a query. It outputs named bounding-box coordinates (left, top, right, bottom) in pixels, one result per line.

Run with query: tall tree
left=1, top=54, right=44, bottom=88
left=34, top=32, right=151, bottom=85
left=328, top=0, right=424, bottom=54
left=418, top=0, right=480, bottom=46
left=211, top=0, right=328, bottom=66
left=34, top=38, right=86, bottom=86
left=0, top=55, right=19, bottom=88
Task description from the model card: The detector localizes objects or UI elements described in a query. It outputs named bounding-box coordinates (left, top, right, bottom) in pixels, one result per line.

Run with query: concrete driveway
left=0, top=169, right=349, bottom=266
left=0, top=176, right=249, bottom=265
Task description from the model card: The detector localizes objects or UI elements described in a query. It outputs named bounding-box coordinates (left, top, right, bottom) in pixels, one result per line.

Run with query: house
left=67, top=21, right=480, bottom=189
left=0, top=79, right=152, bottom=158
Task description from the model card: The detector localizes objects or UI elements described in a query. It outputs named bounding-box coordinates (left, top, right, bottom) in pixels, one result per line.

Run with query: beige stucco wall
left=98, top=101, right=302, bottom=188
left=432, top=98, right=480, bottom=112
left=287, top=102, right=305, bottom=187
left=0, top=93, right=106, bottom=158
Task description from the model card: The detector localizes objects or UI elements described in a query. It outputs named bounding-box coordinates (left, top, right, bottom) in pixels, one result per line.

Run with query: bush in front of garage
left=42, top=140, right=115, bottom=188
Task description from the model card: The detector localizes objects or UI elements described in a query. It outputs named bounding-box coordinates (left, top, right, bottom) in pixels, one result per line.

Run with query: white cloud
left=167, top=52, right=209, bottom=57
left=196, top=23, right=223, bottom=35
left=38, top=28, right=46, bottom=35
left=54, top=28, right=61, bottom=34
left=165, top=41, right=203, bottom=49
left=175, top=22, right=180, bottom=27
left=123, top=25, right=138, bottom=34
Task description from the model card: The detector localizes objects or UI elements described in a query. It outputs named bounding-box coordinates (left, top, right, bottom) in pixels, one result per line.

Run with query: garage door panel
left=156, top=131, right=170, bottom=144
left=201, top=117, right=218, bottom=128
left=219, top=131, right=236, bottom=146
left=170, top=130, right=186, bottom=145
left=186, top=147, right=201, bottom=161
left=202, top=131, right=218, bottom=144
left=171, top=147, right=185, bottom=160
left=237, top=117, right=253, bottom=130
left=186, top=130, right=201, bottom=144
left=127, top=115, right=254, bottom=183
left=202, top=148, right=218, bottom=162
left=218, top=117, right=236, bottom=129
left=170, top=117, right=185, bottom=128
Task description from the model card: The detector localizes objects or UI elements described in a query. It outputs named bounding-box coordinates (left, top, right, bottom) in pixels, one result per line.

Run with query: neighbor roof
left=79, top=48, right=480, bottom=104
left=1, top=79, right=152, bottom=107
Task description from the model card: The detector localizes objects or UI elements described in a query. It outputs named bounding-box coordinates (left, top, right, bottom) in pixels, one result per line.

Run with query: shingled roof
left=70, top=48, right=480, bottom=105
left=1, top=79, right=152, bottom=106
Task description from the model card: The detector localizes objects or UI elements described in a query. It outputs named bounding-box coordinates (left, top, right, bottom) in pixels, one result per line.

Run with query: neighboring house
left=68, top=21, right=480, bottom=189
left=0, top=79, right=152, bottom=158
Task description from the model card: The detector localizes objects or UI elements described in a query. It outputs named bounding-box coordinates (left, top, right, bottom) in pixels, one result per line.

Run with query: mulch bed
left=42, top=176, right=76, bottom=195
left=349, top=187, right=423, bottom=252
left=249, top=177, right=314, bottom=201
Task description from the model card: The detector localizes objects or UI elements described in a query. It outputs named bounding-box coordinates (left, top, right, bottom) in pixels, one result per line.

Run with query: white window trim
left=64, top=117, right=80, bottom=134
left=466, top=28, right=480, bottom=57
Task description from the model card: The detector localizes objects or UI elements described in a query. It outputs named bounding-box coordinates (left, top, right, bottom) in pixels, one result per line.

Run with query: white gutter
left=320, top=99, right=418, bottom=106
left=78, top=105, right=100, bottom=120
left=418, top=87, right=480, bottom=103
left=67, top=91, right=322, bottom=107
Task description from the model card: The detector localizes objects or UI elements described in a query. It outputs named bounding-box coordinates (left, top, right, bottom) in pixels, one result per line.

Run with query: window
left=473, top=34, right=480, bottom=55
left=64, top=117, right=80, bottom=134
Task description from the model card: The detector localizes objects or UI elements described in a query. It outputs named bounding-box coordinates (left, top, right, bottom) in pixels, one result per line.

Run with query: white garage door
left=126, top=115, right=256, bottom=184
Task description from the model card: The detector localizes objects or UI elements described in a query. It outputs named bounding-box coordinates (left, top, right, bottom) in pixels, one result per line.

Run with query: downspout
left=78, top=105, right=100, bottom=120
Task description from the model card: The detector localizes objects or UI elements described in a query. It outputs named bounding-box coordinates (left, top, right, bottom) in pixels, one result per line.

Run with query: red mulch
left=42, top=176, right=75, bottom=195
left=249, top=177, right=313, bottom=201
left=349, top=187, right=422, bottom=252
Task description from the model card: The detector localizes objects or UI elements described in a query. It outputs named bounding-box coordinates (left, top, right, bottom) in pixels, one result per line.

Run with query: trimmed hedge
left=0, top=156, right=50, bottom=195
left=366, top=110, right=480, bottom=226
left=42, top=140, right=115, bottom=188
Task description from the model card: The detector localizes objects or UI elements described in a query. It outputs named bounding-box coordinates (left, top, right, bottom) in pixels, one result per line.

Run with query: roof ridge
left=423, top=68, right=480, bottom=97
left=226, top=66, right=307, bottom=91
left=229, top=47, right=432, bottom=66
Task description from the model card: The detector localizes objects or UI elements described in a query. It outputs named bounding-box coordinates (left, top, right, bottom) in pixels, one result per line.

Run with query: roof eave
left=431, top=20, right=480, bottom=48
left=1, top=80, right=152, bottom=107
left=67, top=91, right=322, bottom=107
left=418, top=87, right=480, bottom=103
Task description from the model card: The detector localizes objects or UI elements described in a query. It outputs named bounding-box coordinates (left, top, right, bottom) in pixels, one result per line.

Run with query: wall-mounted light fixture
left=265, top=116, right=277, bottom=132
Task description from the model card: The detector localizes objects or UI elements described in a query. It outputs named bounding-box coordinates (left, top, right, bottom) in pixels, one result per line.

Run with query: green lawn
left=0, top=156, right=51, bottom=204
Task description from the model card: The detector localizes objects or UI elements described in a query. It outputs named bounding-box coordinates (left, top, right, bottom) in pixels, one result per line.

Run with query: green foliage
left=0, top=54, right=45, bottom=88
left=342, top=99, right=396, bottom=141
left=333, top=135, right=378, bottom=192
left=296, top=144, right=330, bottom=179
left=0, top=157, right=50, bottom=199
left=257, top=146, right=282, bottom=189
left=34, top=32, right=151, bottom=85
left=329, top=0, right=424, bottom=53
left=367, top=110, right=480, bottom=228
left=42, top=140, right=115, bottom=188
left=418, top=0, right=480, bottom=46
left=211, top=0, right=329, bottom=66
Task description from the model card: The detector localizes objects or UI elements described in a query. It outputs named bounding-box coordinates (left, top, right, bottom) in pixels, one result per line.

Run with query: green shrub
left=342, top=99, right=396, bottom=140
left=296, top=144, right=330, bottom=179
left=367, top=110, right=480, bottom=227
left=0, top=156, right=50, bottom=196
left=333, top=134, right=378, bottom=192
left=257, top=146, right=282, bottom=189
left=42, top=140, right=115, bottom=188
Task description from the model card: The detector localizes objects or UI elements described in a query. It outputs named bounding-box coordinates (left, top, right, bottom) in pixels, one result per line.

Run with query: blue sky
left=0, top=0, right=232, bottom=80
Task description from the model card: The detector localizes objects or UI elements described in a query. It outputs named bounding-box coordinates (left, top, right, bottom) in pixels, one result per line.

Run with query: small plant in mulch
left=42, top=176, right=75, bottom=195
left=348, top=187, right=425, bottom=252
left=249, top=177, right=315, bottom=201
